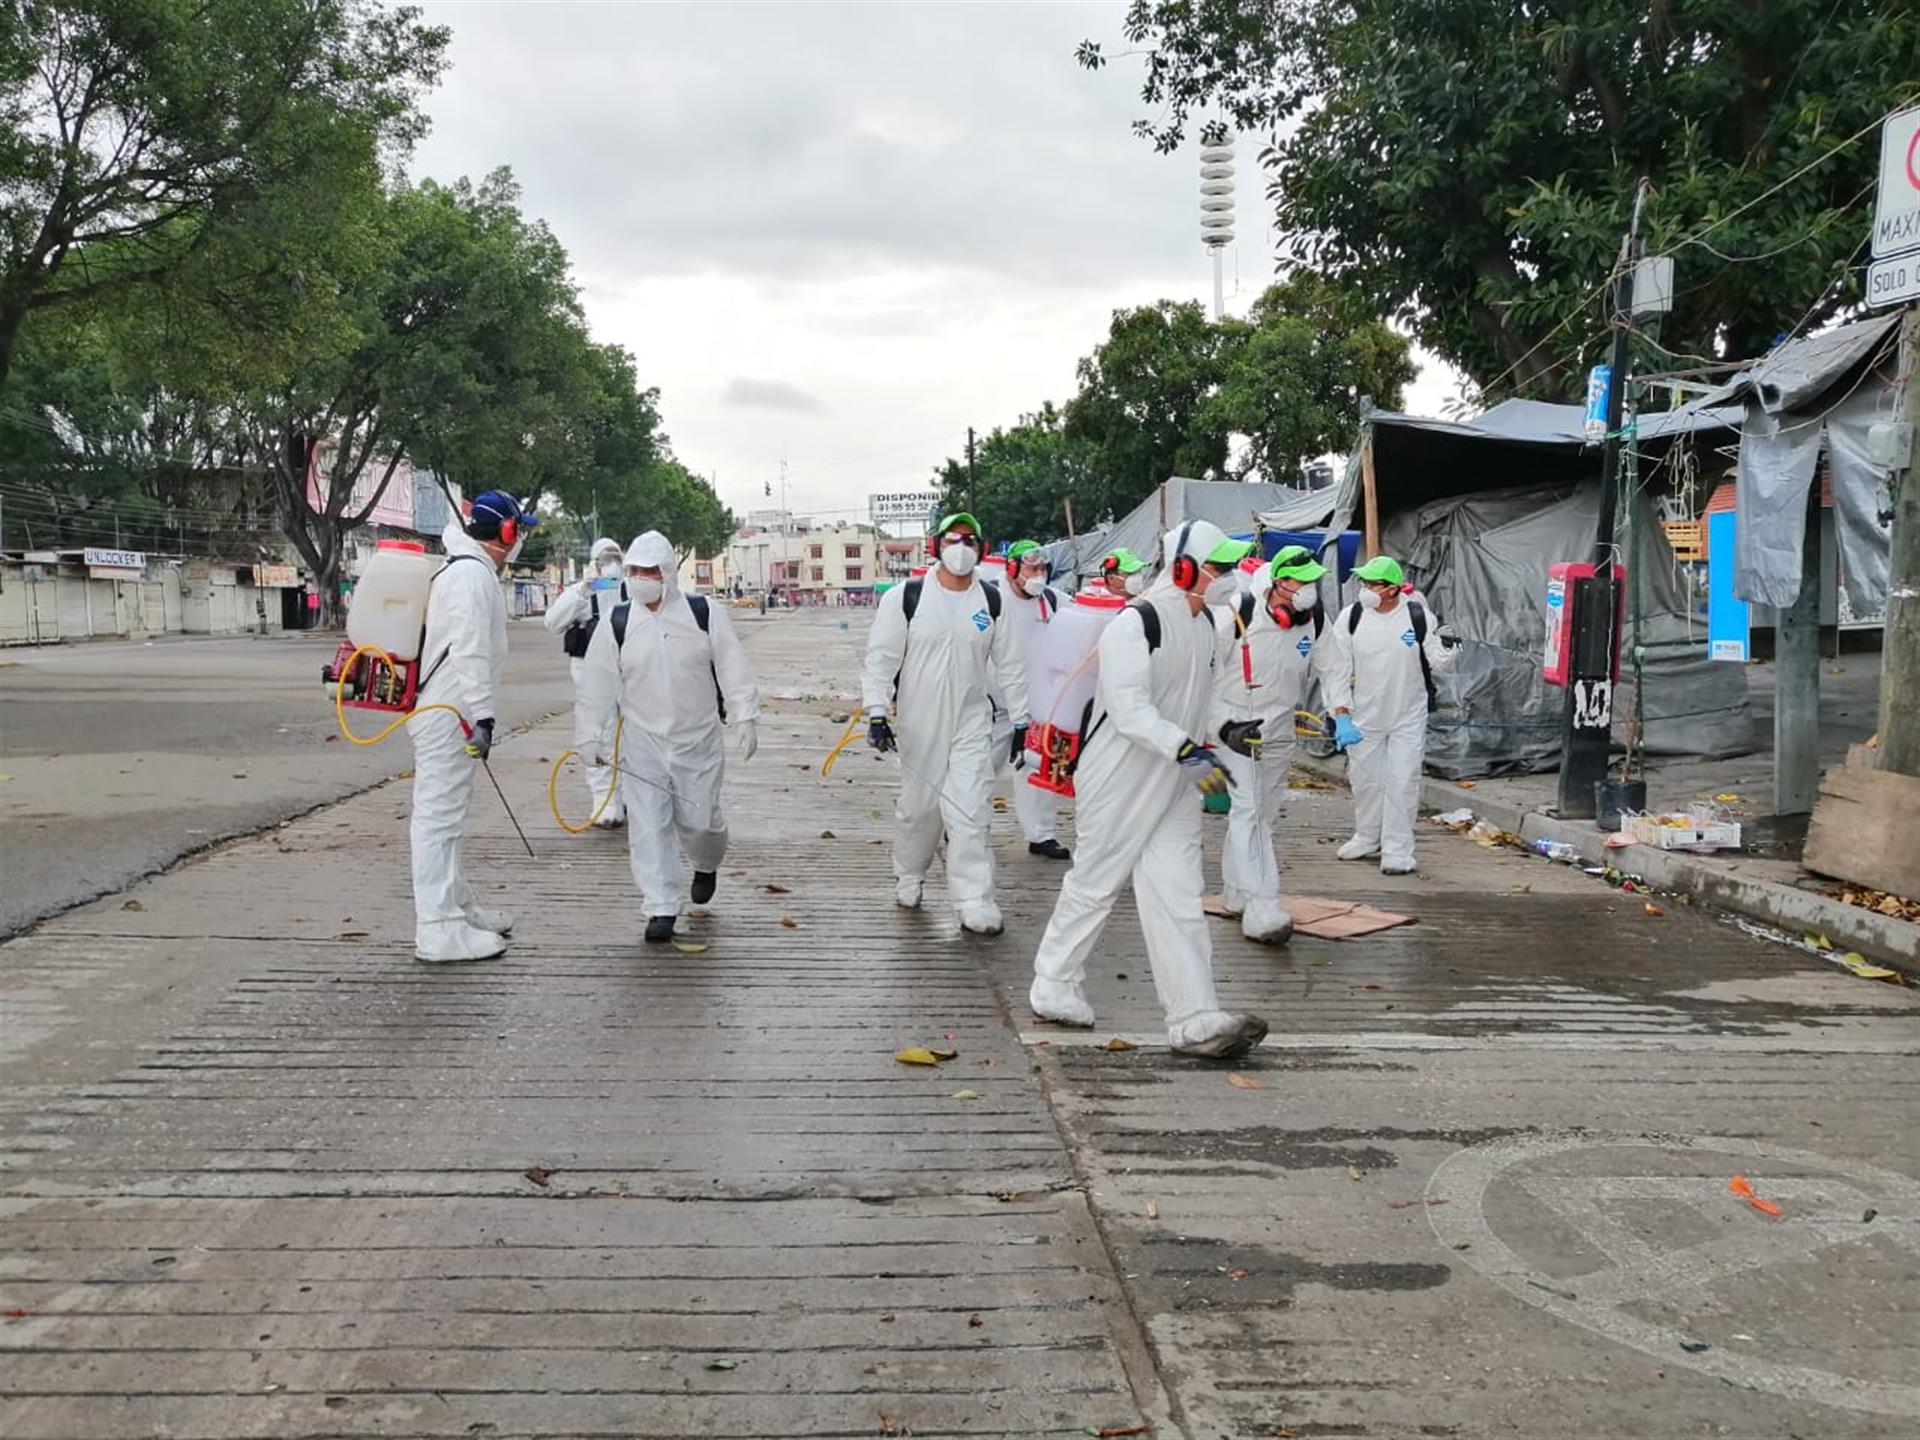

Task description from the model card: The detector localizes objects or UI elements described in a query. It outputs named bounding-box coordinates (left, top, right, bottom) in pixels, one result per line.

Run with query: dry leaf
left=928, top=1047, right=958, bottom=1061
left=524, top=1166, right=552, bottom=1187
left=967, top=1314, right=984, bottom=1328
left=1456, top=780, right=1477, bottom=789
left=1228, top=1268, right=1250, bottom=1281
left=779, top=917, right=798, bottom=928
left=762, top=882, right=791, bottom=894
left=1347, top=1166, right=1365, bottom=1182
left=704, top=1357, right=738, bottom=1371
left=894, top=1047, right=940, bottom=1066
left=672, top=940, right=710, bottom=953
left=1145, top=1201, right=1160, bottom=1220
left=950, top=1089, right=983, bottom=1101
left=878, top=1312, right=897, bottom=1323
left=1642, top=903, right=1664, bottom=917
left=1104, top=1037, right=1137, bottom=1052
left=121, top=899, right=144, bottom=911
left=1226, top=1072, right=1263, bottom=1090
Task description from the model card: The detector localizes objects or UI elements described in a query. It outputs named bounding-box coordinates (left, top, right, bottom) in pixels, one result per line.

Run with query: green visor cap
left=1006, top=539, right=1045, bottom=564
left=1205, top=536, right=1256, bottom=566
left=934, top=512, right=981, bottom=537
left=1353, top=555, right=1405, bottom=585
left=1270, top=545, right=1328, bottom=583
left=1102, top=547, right=1146, bottom=574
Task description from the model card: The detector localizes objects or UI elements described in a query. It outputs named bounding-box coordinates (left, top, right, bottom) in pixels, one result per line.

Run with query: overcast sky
left=410, top=1, right=1457, bottom=525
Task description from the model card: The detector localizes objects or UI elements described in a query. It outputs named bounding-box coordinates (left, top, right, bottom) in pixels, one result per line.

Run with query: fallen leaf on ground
left=726, top=869, right=748, bottom=876
left=524, top=1167, right=552, bottom=1188
left=1642, top=903, right=1664, bottom=917
left=968, top=1314, right=984, bottom=1327
left=672, top=941, right=710, bottom=953
left=819, top=829, right=837, bottom=839
left=1226, top=1072, right=1263, bottom=1089
left=1729, top=1174, right=1783, bottom=1217
left=1456, top=780, right=1477, bottom=790
left=895, top=1047, right=941, bottom=1066
left=1834, top=951, right=1902, bottom=982
left=1712, top=793, right=1745, bottom=804
left=1098, top=1426, right=1153, bottom=1438
left=779, top=917, right=798, bottom=928
left=878, top=1312, right=896, bottom=1323
left=950, top=1089, right=982, bottom=1101
left=704, top=1357, right=738, bottom=1371
left=1104, top=1037, right=1137, bottom=1052
left=121, top=899, right=145, bottom=911
left=1347, top=1166, right=1365, bottom=1182
left=928, top=1046, right=958, bottom=1061
left=1805, top=932, right=1833, bottom=951
left=338, top=930, right=369, bottom=939
left=1680, top=1339, right=1711, bottom=1354
left=1308, top=957, right=1332, bottom=966
left=762, top=883, right=791, bottom=894
left=1145, top=1201, right=1160, bottom=1220
left=1228, top=1269, right=1250, bottom=1281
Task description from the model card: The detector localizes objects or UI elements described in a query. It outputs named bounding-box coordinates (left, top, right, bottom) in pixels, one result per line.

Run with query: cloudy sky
left=410, top=1, right=1456, bottom=524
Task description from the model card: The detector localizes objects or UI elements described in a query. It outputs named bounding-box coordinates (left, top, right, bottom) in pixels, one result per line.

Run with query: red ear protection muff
left=1169, top=521, right=1198, bottom=591
left=498, top=515, right=519, bottom=550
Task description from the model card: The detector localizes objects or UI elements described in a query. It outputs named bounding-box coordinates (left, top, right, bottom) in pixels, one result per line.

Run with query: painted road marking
left=1426, top=1132, right=1920, bottom=1417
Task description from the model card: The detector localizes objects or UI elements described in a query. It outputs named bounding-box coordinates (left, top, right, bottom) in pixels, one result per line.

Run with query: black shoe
left=1028, top=839, right=1072, bottom=862
left=644, top=915, right=677, bottom=944
left=1171, top=1015, right=1270, bottom=1062
left=690, top=870, right=717, bottom=904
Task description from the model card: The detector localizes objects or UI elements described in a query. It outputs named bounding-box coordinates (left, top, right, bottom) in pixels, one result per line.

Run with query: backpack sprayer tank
left=1025, top=589, right=1126, bottom=798
left=321, top=540, right=441, bottom=714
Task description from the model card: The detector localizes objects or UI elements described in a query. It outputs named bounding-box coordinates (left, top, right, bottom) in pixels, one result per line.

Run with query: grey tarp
left=1075, top=476, right=1304, bottom=583
left=1710, top=315, right=1900, bottom=611
left=1377, top=481, right=1753, bottom=778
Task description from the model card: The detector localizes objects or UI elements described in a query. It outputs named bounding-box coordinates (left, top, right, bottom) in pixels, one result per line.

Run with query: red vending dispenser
left=1542, top=562, right=1625, bottom=687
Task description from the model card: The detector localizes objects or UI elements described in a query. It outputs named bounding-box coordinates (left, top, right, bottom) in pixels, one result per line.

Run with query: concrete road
left=0, top=627, right=574, bottom=936
left=2, top=608, right=1915, bottom=1439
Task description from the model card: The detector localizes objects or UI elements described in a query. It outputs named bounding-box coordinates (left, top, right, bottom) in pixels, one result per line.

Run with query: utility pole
left=1557, top=178, right=1649, bottom=819
left=1878, top=304, right=1920, bottom=775
left=966, top=428, right=976, bottom=492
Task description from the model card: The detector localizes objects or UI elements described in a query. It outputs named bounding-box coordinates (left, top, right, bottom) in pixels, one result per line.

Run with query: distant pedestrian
left=543, top=538, right=626, bottom=828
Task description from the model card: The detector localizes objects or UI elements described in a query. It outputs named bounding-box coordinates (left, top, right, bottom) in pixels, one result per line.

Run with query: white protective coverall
left=1029, top=549, right=1249, bottom=1048
left=407, top=521, right=509, bottom=958
left=1321, top=596, right=1456, bottom=872
left=1214, top=581, right=1319, bottom=942
left=987, top=576, right=1063, bottom=847
left=574, top=532, right=761, bottom=919
left=542, top=537, right=625, bottom=824
left=862, top=571, right=1029, bottom=931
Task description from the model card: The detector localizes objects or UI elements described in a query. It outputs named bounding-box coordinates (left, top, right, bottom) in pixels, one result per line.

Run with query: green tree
left=1064, top=300, right=1230, bottom=514
left=934, top=403, right=1093, bottom=544
left=1081, top=1, right=1920, bottom=396
left=1204, top=275, right=1417, bottom=481
left=0, top=0, right=447, bottom=387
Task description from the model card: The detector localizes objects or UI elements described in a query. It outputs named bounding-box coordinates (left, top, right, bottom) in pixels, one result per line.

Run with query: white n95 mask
left=939, top=543, right=978, bottom=578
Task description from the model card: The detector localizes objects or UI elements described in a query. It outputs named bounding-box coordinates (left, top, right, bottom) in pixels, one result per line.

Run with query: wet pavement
left=2, top=607, right=1915, bottom=1437
left=0, top=628, right=574, bottom=935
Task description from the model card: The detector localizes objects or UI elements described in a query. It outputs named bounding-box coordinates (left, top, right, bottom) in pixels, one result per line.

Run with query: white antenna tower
left=1199, top=139, right=1235, bottom=320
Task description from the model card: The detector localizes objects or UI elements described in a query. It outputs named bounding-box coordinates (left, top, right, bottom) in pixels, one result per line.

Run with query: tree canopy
left=938, top=280, right=1412, bottom=539
left=1081, top=0, right=1920, bottom=397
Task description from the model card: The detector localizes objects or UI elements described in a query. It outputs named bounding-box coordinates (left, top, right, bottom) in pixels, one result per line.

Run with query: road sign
left=1866, top=251, right=1920, bottom=309
left=1872, top=104, right=1920, bottom=260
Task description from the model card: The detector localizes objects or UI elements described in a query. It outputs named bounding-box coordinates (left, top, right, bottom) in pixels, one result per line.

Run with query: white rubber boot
left=958, top=898, right=1004, bottom=936
left=415, top=921, right=508, bottom=964
left=1029, top=977, right=1096, bottom=1027
left=1336, top=836, right=1381, bottom=861
left=463, top=904, right=514, bottom=935
left=895, top=876, right=924, bottom=909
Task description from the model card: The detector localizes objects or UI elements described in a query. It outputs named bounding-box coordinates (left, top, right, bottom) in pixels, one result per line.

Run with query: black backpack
left=561, top=581, right=626, bottom=658
left=608, top=591, right=727, bottom=720
left=1345, top=598, right=1438, bottom=712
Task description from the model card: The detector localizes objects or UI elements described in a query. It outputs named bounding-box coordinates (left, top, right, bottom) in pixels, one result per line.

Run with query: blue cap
left=467, top=491, right=538, bottom=538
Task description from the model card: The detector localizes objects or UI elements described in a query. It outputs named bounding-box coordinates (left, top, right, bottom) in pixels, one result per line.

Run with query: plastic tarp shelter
left=1302, top=399, right=1752, bottom=778
left=1695, top=314, right=1900, bottom=613
left=1067, top=476, right=1302, bottom=583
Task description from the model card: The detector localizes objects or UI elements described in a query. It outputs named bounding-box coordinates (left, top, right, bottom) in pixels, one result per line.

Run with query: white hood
left=623, top=530, right=680, bottom=593
left=590, top=536, right=622, bottom=564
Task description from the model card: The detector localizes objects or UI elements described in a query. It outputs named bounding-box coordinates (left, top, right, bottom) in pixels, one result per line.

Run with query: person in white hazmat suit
left=542, top=536, right=627, bottom=827
left=1028, top=520, right=1271, bottom=1060
left=408, top=489, right=537, bottom=963
left=1213, top=545, right=1330, bottom=945
left=574, top=531, right=762, bottom=944
left=988, top=539, right=1071, bottom=862
left=1321, top=554, right=1458, bottom=876
left=861, top=512, right=1029, bottom=935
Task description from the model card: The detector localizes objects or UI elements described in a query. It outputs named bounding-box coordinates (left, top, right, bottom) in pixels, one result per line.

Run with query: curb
left=1296, top=755, right=1920, bottom=974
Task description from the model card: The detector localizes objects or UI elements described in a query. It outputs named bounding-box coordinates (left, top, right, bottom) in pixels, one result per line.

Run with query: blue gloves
left=1176, top=740, right=1234, bottom=796
left=1333, top=714, right=1364, bottom=750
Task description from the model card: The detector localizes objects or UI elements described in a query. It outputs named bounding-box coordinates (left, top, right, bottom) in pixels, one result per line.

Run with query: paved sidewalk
left=4, top=609, right=1917, bottom=1438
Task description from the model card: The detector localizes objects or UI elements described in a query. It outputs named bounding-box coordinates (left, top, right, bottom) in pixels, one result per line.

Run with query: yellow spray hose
left=332, top=643, right=470, bottom=746
left=546, top=717, right=626, bottom=833
left=820, top=713, right=865, bottom=777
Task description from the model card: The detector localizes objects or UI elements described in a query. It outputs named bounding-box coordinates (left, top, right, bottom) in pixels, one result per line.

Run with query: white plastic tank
left=346, top=540, right=439, bottom=660
left=1029, top=589, right=1127, bottom=732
